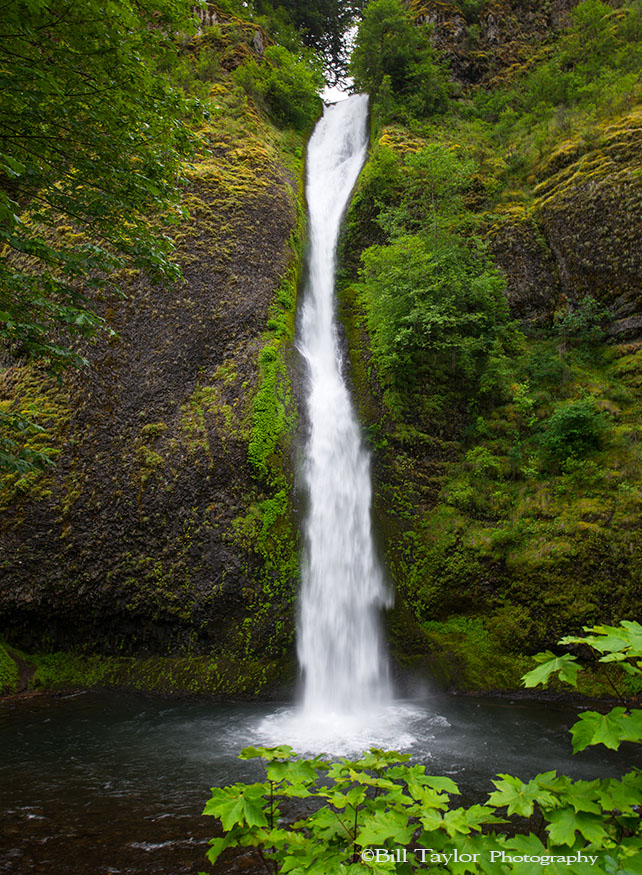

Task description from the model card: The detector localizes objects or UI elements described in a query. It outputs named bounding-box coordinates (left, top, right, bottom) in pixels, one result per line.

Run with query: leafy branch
left=203, top=622, right=642, bottom=873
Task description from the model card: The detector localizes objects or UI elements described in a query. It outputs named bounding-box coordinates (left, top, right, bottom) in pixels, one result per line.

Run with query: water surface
left=2, top=689, right=640, bottom=874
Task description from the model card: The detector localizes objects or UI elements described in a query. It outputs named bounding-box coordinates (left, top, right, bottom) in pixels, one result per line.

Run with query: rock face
left=488, top=212, right=560, bottom=324
left=0, top=102, right=303, bottom=687
left=407, top=0, right=580, bottom=86
left=490, top=110, right=642, bottom=338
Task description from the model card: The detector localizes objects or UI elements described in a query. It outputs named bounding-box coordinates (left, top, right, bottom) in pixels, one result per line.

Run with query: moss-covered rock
left=0, top=27, right=307, bottom=690
left=408, top=0, right=580, bottom=88
left=23, top=648, right=291, bottom=698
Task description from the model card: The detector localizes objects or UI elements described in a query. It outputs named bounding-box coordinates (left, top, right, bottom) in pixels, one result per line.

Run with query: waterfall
left=296, top=94, right=393, bottom=715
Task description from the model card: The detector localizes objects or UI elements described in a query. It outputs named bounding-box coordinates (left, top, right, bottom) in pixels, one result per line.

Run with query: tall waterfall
left=297, top=94, right=392, bottom=715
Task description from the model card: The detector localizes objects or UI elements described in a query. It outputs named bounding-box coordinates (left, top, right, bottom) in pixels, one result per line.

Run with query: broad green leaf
left=522, top=653, right=579, bottom=688
left=419, top=808, right=443, bottom=831
left=598, top=774, right=642, bottom=813
left=266, top=758, right=319, bottom=784
left=441, top=804, right=500, bottom=837
left=488, top=775, right=555, bottom=817
left=424, top=775, right=460, bottom=795
left=570, top=708, right=628, bottom=752
left=546, top=808, right=608, bottom=846
left=356, top=808, right=415, bottom=846
left=618, top=709, right=642, bottom=744
left=203, top=784, right=268, bottom=830
left=239, top=745, right=295, bottom=761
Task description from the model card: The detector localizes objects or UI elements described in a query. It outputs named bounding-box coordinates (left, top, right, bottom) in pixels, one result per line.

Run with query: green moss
left=0, top=643, right=19, bottom=695
left=0, top=366, right=70, bottom=514
left=420, top=616, right=531, bottom=691
left=25, top=650, right=288, bottom=697
left=179, top=382, right=240, bottom=456
left=140, top=422, right=168, bottom=439
left=247, top=222, right=302, bottom=483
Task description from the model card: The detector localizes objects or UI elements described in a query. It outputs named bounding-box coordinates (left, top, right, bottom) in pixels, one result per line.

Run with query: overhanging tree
left=0, top=0, right=202, bottom=472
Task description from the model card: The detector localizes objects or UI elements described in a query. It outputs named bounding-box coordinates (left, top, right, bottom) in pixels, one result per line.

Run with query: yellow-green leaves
left=489, top=774, right=556, bottom=818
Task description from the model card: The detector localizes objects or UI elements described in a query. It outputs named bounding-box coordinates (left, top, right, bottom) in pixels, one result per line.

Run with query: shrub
left=359, top=235, right=508, bottom=392
left=350, top=0, right=448, bottom=119
left=233, top=45, right=323, bottom=129
left=526, top=347, right=569, bottom=385
left=464, top=446, right=500, bottom=477
left=540, top=397, right=609, bottom=461
left=553, top=296, right=613, bottom=346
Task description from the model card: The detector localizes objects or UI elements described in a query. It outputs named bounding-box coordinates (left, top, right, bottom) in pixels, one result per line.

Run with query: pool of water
left=1, top=689, right=640, bottom=874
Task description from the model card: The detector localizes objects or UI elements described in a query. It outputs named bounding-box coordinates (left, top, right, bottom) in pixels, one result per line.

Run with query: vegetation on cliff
left=0, top=1, right=323, bottom=693
left=339, top=0, right=642, bottom=690
left=0, top=0, right=206, bottom=474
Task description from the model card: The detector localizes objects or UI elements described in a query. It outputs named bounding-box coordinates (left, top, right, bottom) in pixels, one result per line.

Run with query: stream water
left=2, top=98, right=641, bottom=874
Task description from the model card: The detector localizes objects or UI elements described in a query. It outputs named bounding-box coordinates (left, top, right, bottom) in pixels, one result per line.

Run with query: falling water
left=296, top=94, right=393, bottom=716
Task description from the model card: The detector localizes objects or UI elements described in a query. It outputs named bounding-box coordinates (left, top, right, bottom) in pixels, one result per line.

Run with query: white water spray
left=296, top=94, right=392, bottom=716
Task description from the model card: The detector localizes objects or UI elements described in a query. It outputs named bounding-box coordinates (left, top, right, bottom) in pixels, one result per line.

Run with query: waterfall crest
left=297, top=94, right=392, bottom=715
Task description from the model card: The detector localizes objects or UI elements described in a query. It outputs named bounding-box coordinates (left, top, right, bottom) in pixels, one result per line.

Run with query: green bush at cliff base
left=0, top=644, right=19, bottom=695
left=539, top=398, right=610, bottom=463
left=552, top=297, right=613, bottom=347
left=203, top=622, right=642, bottom=873
left=359, top=234, right=508, bottom=395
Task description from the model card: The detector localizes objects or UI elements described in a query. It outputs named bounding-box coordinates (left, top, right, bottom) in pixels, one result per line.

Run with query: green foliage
left=233, top=45, right=323, bottom=130
left=203, top=624, right=642, bottom=873
left=464, top=446, right=500, bottom=477
left=0, top=643, right=19, bottom=695
left=524, top=621, right=642, bottom=751
left=472, top=0, right=642, bottom=165
left=0, top=0, right=203, bottom=472
left=253, top=0, right=364, bottom=82
left=540, top=398, right=610, bottom=462
left=350, top=0, right=448, bottom=120
left=553, top=297, right=614, bottom=346
left=359, top=235, right=508, bottom=392
left=526, top=347, right=569, bottom=387
left=376, top=144, right=476, bottom=242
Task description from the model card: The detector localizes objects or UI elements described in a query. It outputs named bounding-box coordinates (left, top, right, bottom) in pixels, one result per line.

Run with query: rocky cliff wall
left=0, top=78, right=306, bottom=695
